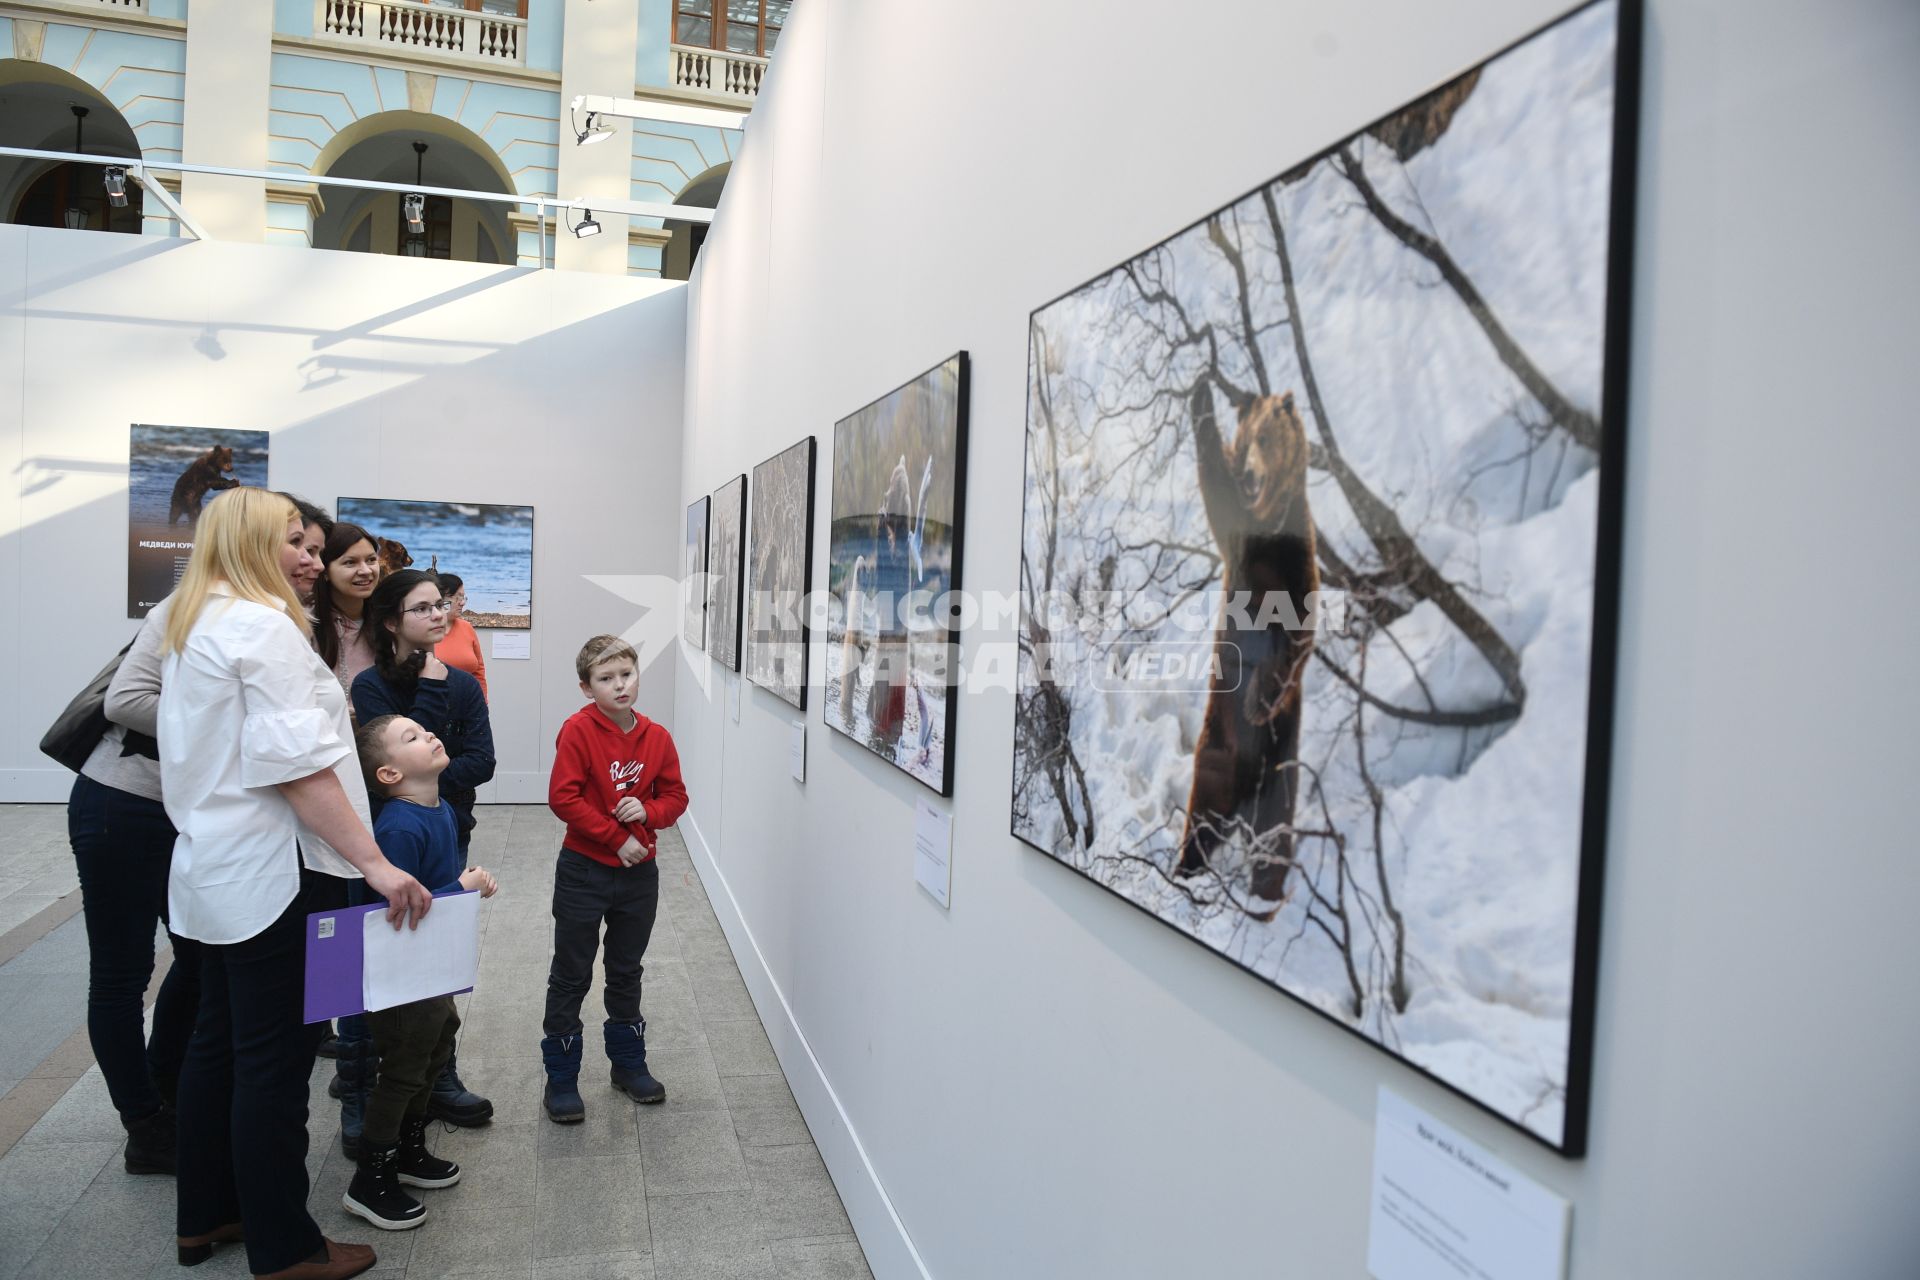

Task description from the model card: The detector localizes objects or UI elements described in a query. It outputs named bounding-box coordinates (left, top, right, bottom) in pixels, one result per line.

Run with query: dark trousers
left=67, top=773, right=201, bottom=1123
left=362, top=996, right=458, bottom=1147
left=175, top=894, right=325, bottom=1276
left=544, top=851, right=660, bottom=1040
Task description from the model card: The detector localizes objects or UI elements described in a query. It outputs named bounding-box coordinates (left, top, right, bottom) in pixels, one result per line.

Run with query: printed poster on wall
left=337, top=497, right=535, bottom=629
left=127, top=424, right=269, bottom=618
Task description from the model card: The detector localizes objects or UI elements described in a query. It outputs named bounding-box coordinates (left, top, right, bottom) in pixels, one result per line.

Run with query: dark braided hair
left=366, top=568, right=443, bottom=684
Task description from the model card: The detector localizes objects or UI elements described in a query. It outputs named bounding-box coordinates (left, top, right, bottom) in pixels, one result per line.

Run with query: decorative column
left=555, top=0, right=639, bottom=274
left=179, top=0, right=273, bottom=241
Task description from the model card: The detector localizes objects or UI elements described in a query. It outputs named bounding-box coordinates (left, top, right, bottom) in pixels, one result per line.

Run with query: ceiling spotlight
left=402, top=192, right=426, bottom=234
left=572, top=210, right=602, bottom=238
left=576, top=111, right=613, bottom=146
left=103, top=167, right=128, bottom=208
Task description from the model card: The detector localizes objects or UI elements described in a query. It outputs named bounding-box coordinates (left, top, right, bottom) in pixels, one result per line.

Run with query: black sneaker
left=342, top=1144, right=426, bottom=1231
left=396, top=1117, right=462, bottom=1190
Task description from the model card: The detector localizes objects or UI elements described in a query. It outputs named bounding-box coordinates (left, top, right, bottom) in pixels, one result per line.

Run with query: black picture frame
left=746, top=436, right=819, bottom=710
left=1008, top=0, right=1640, bottom=1156
left=708, top=474, right=747, bottom=672
left=824, top=352, right=971, bottom=796
left=685, top=495, right=710, bottom=651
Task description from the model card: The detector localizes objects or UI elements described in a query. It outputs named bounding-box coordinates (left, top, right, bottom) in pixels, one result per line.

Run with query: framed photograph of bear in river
left=1010, top=0, right=1639, bottom=1155
left=127, top=424, right=269, bottom=618
left=823, top=353, right=970, bottom=795
left=337, top=498, right=534, bottom=629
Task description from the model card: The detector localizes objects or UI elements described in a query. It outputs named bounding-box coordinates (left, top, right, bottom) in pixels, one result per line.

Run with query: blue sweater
left=351, top=665, right=494, bottom=841
left=372, top=797, right=465, bottom=896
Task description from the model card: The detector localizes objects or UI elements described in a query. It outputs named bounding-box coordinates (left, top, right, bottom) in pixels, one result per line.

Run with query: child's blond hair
left=576, top=634, right=639, bottom=682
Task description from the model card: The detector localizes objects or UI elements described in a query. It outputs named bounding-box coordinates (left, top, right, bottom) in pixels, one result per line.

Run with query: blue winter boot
left=540, top=1033, right=585, bottom=1124
left=336, top=1029, right=377, bottom=1160
left=605, top=1019, right=666, bottom=1105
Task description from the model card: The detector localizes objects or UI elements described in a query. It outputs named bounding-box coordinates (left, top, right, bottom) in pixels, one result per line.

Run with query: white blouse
left=159, top=584, right=367, bottom=944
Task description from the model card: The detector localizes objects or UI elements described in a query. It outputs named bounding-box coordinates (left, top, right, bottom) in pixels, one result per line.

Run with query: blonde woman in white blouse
left=158, top=488, right=431, bottom=1280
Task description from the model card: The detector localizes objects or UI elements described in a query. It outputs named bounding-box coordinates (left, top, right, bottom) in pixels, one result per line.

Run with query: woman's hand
left=612, top=796, right=647, bottom=826
left=421, top=649, right=449, bottom=681
left=459, top=866, right=499, bottom=898
left=364, top=861, right=433, bottom=929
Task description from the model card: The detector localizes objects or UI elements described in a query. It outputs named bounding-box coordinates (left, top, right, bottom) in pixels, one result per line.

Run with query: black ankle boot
left=425, top=1051, right=493, bottom=1127
left=342, top=1142, right=426, bottom=1231
left=123, top=1101, right=175, bottom=1175
left=396, top=1116, right=461, bottom=1189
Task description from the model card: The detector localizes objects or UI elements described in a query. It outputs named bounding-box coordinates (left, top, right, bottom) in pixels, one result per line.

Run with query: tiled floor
left=0, top=805, right=872, bottom=1280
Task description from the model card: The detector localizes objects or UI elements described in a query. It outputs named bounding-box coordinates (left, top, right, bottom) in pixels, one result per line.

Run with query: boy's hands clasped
left=612, top=797, right=656, bottom=866
left=458, top=865, right=499, bottom=898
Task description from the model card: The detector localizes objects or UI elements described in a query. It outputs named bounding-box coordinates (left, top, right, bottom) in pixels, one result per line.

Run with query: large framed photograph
left=824, top=353, right=971, bottom=795
left=746, top=437, right=818, bottom=710
left=127, top=424, right=268, bottom=617
left=685, top=496, right=709, bottom=650
left=1010, top=0, right=1639, bottom=1154
left=337, top=497, right=534, bottom=629
left=707, top=475, right=747, bottom=672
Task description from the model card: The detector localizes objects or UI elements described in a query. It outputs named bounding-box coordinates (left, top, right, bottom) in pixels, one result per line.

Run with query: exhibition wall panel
left=0, top=227, right=686, bottom=803
left=675, top=0, right=1920, bottom=1277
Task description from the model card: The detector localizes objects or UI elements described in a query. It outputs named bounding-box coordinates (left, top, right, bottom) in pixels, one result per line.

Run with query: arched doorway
left=311, top=112, right=514, bottom=264
left=663, top=162, right=728, bottom=281
left=0, top=63, right=144, bottom=234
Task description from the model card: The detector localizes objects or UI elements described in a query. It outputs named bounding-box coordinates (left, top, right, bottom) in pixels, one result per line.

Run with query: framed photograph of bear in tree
left=1010, top=0, right=1640, bottom=1155
left=824, top=354, right=970, bottom=795
left=746, top=436, right=818, bottom=710
left=708, top=475, right=747, bottom=672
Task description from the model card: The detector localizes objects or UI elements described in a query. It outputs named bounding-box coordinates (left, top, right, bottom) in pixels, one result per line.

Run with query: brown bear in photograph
left=1176, top=386, right=1319, bottom=915
left=167, top=446, right=239, bottom=525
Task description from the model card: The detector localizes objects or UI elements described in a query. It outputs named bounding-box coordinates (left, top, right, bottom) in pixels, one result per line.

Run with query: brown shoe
left=251, top=1238, right=376, bottom=1280
left=176, top=1221, right=244, bottom=1267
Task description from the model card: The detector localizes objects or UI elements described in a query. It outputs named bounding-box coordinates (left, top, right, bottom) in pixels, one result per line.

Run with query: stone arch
left=311, top=111, right=514, bottom=263
left=0, top=61, right=146, bottom=233
left=662, top=161, right=729, bottom=282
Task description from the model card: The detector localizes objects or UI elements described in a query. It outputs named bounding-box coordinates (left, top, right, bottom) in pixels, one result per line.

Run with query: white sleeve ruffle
left=240, top=705, right=353, bottom=790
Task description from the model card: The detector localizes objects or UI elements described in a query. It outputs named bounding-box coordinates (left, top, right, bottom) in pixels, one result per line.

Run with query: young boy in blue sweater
left=343, top=714, right=498, bottom=1233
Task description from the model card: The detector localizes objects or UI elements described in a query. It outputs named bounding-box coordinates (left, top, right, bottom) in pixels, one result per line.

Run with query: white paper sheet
left=491, top=631, right=531, bottom=660
left=1368, top=1088, right=1569, bottom=1280
left=361, top=890, right=481, bottom=1012
left=913, top=799, right=952, bottom=909
left=789, top=720, right=806, bottom=782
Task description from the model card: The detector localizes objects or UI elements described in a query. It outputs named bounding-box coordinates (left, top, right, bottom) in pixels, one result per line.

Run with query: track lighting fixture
left=572, top=210, right=602, bottom=238
left=103, top=167, right=128, bottom=208
left=576, top=111, right=613, bottom=146
left=402, top=192, right=426, bottom=234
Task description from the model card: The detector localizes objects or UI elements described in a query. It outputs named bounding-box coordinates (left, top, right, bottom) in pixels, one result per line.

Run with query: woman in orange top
left=434, top=573, right=488, bottom=701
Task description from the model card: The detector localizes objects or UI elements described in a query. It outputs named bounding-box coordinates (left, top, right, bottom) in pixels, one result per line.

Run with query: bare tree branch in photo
left=1261, top=183, right=1529, bottom=708
left=1334, top=143, right=1600, bottom=453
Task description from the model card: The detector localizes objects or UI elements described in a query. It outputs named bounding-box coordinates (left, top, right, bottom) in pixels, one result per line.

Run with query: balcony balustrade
left=669, top=42, right=766, bottom=102
left=317, top=0, right=526, bottom=68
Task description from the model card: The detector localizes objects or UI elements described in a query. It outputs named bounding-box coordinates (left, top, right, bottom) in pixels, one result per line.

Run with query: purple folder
left=303, top=899, right=474, bottom=1024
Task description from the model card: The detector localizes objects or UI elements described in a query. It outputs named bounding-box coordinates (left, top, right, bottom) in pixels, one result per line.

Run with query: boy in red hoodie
left=540, top=635, right=689, bottom=1123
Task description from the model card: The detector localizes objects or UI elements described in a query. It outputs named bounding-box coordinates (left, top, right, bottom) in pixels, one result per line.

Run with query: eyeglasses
left=402, top=600, right=456, bottom=618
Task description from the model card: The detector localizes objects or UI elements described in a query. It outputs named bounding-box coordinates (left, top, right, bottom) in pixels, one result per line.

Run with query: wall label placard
left=913, top=799, right=952, bottom=909
left=1368, top=1089, right=1569, bottom=1280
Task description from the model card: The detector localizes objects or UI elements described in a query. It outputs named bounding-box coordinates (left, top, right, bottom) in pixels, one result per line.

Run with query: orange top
left=439, top=615, right=489, bottom=701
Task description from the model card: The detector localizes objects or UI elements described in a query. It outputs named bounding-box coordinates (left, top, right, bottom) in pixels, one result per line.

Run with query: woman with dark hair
left=343, top=569, right=496, bottom=1131
left=279, top=495, right=334, bottom=610
left=312, top=523, right=381, bottom=694
left=431, top=573, right=488, bottom=700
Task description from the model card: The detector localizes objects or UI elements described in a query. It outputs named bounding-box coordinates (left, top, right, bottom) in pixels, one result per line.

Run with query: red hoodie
left=548, top=704, right=689, bottom=867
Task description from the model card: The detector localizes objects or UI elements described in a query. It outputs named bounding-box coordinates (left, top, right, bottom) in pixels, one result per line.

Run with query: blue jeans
left=67, top=773, right=201, bottom=1123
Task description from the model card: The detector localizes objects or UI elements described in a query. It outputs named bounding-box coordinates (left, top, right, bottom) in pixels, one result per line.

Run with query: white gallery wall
left=675, top=1, right=1920, bottom=1278
left=0, top=227, right=687, bottom=803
